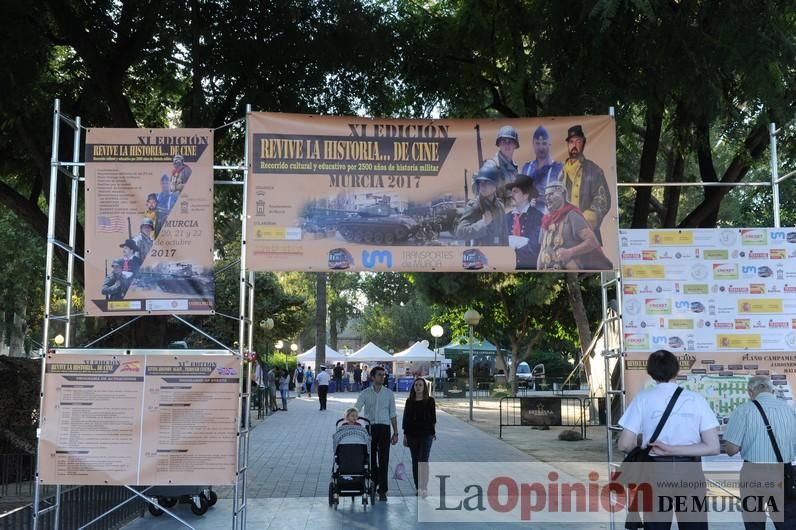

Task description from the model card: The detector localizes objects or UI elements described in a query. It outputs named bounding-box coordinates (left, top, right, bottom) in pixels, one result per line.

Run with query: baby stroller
left=329, top=417, right=375, bottom=509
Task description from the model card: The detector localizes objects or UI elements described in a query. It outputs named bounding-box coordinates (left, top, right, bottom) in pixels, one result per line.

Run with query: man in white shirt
left=315, top=365, right=331, bottom=411
left=618, top=349, right=719, bottom=530
left=355, top=366, right=398, bottom=500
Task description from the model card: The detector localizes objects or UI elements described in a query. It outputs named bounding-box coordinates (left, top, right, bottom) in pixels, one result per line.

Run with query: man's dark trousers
left=318, top=384, right=328, bottom=410
left=370, top=424, right=391, bottom=494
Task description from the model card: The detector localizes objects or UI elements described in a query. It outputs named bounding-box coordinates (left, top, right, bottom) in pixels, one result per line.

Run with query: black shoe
left=378, top=493, right=387, bottom=501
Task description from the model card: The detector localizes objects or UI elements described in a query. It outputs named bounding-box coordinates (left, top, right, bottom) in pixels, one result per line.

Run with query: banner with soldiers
left=246, top=112, right=617, bottom=272
left=85, top=128, right=215, bottom=316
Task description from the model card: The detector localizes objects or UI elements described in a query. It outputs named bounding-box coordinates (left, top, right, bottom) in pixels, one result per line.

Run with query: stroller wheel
left=328, top=482, right=335, bottom=507
left=369, top=482, right=376, bottom=505
left=202, top=490, right=218, bottom=507
left=190, top=495, right=209, bottom=516
left=148, top=502, right=164, bottom=517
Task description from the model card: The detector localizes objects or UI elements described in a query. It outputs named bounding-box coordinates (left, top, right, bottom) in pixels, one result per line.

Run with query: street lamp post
left=289, top=342, right=298, bottom=372
left=463, top=309, right=481, bottom=421
left=430, top=325, right=444, bottom=397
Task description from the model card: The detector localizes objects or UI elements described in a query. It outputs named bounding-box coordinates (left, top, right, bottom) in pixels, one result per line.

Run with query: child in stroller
left=329, top=408, right=376, bottom=509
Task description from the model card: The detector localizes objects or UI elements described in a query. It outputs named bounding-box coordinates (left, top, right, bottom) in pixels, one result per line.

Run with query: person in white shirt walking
left=355, top=366, right=398, bottom=501
left=315, top=365, right=331, bottom=410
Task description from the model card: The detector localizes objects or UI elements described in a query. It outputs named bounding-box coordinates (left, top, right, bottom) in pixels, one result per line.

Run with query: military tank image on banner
left=303, top=198, right=460, bottom=245
left=156, top=263, right=214, bottom=297
left=336, top=202, right=418, bottom=244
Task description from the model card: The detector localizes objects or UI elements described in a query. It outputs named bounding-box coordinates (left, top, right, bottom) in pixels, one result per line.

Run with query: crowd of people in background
left=255, top=361, right=393, bottom=413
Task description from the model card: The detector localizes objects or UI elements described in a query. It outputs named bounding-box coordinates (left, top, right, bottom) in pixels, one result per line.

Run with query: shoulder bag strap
left=648, top=386, right=684, bottom=445
left=752, top=400, right=784, bottom=463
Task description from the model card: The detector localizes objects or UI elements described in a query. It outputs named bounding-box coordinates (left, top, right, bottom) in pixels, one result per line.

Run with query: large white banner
left=619, top=228, right=796, bottom=353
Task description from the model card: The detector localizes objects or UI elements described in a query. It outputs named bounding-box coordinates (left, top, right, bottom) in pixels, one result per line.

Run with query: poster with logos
left=624, top=350, right=796, bottom=437
left=38, top=350, right=238, bottom=486
left=84, top=129, right=215, bottom=316
left=246, top=112, right=618, bottom=273
left=619, top=228, right=796, bottom=353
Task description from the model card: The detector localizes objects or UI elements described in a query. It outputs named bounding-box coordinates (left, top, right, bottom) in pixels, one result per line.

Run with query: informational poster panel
left=38, top=351, right=238, bottom=486
left=619, top=228, right=796, bottom=352
left=624, top=351, right=796, bottom=436
left=84, top=129, right=215, bottom=316
left=246, top=112, right=618, bottom=272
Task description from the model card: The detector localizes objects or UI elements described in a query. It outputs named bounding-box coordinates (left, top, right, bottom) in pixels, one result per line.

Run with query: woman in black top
left=402, top=378, right=436, bottom=496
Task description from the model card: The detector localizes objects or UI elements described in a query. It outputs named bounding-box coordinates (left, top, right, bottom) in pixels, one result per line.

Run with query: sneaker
left=378, top=493, right=387, bottom=501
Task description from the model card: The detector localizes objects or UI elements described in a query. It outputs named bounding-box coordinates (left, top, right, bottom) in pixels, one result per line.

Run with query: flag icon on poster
left=96, top=216, right=124, bottom=233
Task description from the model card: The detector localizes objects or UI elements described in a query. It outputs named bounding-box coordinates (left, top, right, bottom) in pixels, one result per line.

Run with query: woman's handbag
left=752, top=400, right=796, bottom=499
left=616, top=387, right=683, bottom=486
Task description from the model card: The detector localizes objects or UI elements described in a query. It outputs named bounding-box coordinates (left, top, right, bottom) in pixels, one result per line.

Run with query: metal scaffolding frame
left=602, top=119, right=793, bottom=529
left=34, top=99, right=793, bottom=529
left=34, top=99, right=257, bottom=530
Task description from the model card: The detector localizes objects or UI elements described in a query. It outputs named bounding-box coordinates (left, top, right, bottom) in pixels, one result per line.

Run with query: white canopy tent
left=296, top=345, right=347, bottom=365
left=348, top=342, right=394, bottom=362
left=394, top=341, right=440, bottom=361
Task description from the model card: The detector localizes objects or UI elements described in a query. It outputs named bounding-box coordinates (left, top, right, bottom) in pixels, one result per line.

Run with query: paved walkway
left=121, top=391, right=754, bottom=529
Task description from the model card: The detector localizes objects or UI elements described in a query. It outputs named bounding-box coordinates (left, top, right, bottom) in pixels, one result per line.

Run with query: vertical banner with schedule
left=38, top=351, right=238, bottom=486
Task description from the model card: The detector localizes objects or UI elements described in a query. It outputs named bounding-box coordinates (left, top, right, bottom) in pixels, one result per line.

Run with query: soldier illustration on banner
left=246, top=113, right=618, bottom=273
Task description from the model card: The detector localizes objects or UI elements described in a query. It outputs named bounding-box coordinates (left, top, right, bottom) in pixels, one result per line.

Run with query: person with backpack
left=304, top=366, right=314, bottom=398
left=294, top=364, right=305, bottom=397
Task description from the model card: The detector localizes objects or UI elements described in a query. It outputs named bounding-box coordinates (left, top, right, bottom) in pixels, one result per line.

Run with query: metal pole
left=34, top=99, right=63, bottom=530
left=233, top=103, right=252, bottom=530
left=770, top=123, right=781, bottom=228
left=468, top=324, right=474, bottom=421
left=247, top=271, right=255, bottom=352
left=65, top=116, right=81, bottom=345
left=432, top=337, right=437, bottom=397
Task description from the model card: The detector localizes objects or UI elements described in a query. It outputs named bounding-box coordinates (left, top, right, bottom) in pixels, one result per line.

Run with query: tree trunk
left=0, top=311, right=7, bottom=357
left=329, top=314, right=338, bottom=350
left=662, top=151, right=684, bottom=227
left=565, top=273, right=592, bottom=375
left=631, top=101, right=664, bottom=228
left=9, top=305, right=27, bottom=357
left=315, top=273, right=327, bottom=367
left=678, top=122, right=769, bottom=228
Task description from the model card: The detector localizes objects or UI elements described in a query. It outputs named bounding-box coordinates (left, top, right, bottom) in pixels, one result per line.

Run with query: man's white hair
left=747, top=375, right=774, bottom=395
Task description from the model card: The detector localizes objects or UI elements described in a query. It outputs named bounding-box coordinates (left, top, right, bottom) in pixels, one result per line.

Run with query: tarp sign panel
left=84, top=129, right=215, bottom=316
left=619, top=227, right=796, bottom=429
left=38, top=351, right=238, bottom=486
left=246, top=112, right=618, bottom=273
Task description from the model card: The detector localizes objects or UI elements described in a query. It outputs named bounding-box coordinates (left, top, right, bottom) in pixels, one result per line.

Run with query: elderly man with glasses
left=355, top=366, right=398, bottom=501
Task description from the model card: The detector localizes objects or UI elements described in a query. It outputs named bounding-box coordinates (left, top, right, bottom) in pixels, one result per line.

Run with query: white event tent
left=348, top=342, right=394, bottom=362
left=393, top=341, right=440, bottom=361
left=296, top=345, right=347, bottom=365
